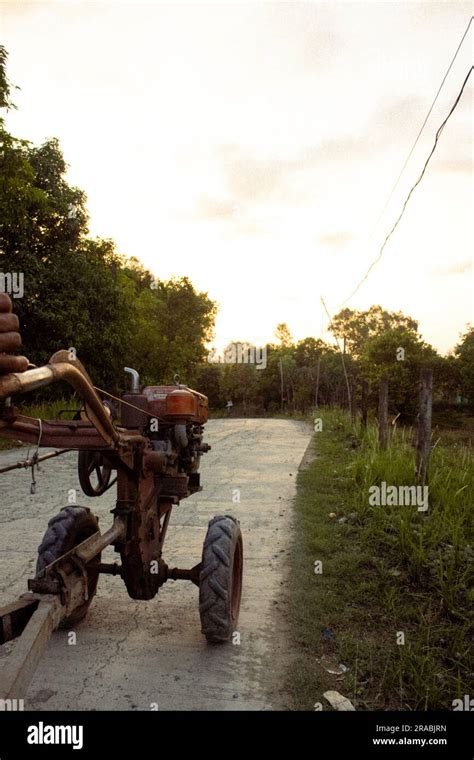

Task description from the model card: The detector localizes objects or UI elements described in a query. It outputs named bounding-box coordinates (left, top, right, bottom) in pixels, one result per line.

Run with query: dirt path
left=0, top=418, right=311, bottom=710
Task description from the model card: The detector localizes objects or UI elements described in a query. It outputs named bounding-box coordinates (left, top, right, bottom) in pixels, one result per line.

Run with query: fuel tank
left=142, top=385, right=208, bottom=424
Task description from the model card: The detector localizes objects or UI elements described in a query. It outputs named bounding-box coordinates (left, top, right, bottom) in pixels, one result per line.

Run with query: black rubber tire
left=199, top=515, right=243, bottom=643
left=36, top=506, right=101, bottom=628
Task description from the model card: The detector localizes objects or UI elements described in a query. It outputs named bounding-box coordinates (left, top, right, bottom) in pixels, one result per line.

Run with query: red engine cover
left=142, top=386, right=208, bottom=424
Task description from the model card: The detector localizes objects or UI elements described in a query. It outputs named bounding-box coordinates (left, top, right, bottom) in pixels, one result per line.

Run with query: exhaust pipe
left=124, top=367, right=140, bottom=393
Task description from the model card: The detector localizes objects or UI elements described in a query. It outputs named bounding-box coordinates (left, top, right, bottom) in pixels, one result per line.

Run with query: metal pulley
left=77, top=450, right=116, bottom=497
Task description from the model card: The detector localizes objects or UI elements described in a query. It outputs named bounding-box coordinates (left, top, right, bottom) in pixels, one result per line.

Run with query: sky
left=1, top=0, right=473, bottom=354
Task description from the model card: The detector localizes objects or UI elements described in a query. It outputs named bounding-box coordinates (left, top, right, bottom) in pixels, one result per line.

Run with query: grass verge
left=287, top=407, right=473, bottom=710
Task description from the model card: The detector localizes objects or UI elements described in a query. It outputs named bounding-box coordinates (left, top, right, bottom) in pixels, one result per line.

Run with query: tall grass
left=21, top=398, right=80, bottom=420
left=350, top=418, right=473, bottom=708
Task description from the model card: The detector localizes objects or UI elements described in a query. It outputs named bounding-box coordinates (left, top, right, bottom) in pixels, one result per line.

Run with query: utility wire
left=362, top=16, right=473, bottom=249
left=318, top=26, right=473, bottom=428
left=340, top=65, right=473, bottom=306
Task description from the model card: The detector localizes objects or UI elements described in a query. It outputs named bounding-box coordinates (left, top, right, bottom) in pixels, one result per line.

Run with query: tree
left=294, top=337, right=328, bottom=367
left=360, top=328, right=438, bottom=415
left=126, top=276, right=216, bottom=386
left=0, top=125, right=133, bottom=388
left=220, top=362, right=261, bottom=411
left=0, top=46, right=17, bottom=115
left=191, top=363, right=223, bottom=408
left=0, top=46, right=217, bottom=394
left=330, top=305, right=418, bottom=358
left=274, top=322, right=293, bottom=348
left=455, top=326, right=474, bottom=409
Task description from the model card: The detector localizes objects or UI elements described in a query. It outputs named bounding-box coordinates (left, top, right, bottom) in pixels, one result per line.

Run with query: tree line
left=193, top=314, right=473, bottom=417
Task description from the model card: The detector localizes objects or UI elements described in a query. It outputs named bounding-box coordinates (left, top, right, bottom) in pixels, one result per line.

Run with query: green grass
left=0, top=397, right=80, bottom=450
left=287, top=408, right=473, bottom=711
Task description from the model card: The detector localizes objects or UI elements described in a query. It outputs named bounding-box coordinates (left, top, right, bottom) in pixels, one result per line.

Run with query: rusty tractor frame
left=0, top=350, right=243, bottom=702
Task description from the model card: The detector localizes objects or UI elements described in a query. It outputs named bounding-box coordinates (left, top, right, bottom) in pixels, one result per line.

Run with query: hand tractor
left=0, top=315, right=243, bottom=701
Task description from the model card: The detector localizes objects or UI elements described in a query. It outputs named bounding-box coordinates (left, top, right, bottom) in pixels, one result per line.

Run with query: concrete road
left=0, top=418, right=311, bottom=710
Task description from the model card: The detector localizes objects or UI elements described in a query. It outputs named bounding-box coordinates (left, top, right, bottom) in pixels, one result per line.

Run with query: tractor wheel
left=199, top=515, right=243, bottom=643
left=36, top=506, right=101, bottom=628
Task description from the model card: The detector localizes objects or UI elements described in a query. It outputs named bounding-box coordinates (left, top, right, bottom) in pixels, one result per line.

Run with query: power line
left=340, top=65, right=473, bottom=306
left=364, top=16, right=473, bottom=245
left=316, top=28, right=472, bottom=424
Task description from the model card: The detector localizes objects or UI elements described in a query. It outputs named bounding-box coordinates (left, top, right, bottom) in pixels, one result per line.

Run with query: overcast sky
left=1, top=0, right=472, bottom=353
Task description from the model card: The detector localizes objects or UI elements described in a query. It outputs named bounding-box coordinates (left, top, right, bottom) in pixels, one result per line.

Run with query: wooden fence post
left=361, top=380, right=369, bottom=429
left=416, top=368, right=433, bottom=485
left=378, top=378, right=388, bottom=449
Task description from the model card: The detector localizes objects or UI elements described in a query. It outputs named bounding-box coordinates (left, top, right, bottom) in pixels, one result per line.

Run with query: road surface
left=0, top=418, right=311, bottom=710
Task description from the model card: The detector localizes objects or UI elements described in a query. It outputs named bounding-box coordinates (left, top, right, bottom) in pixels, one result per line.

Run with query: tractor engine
left=120, top=369, right=210, bottom=500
